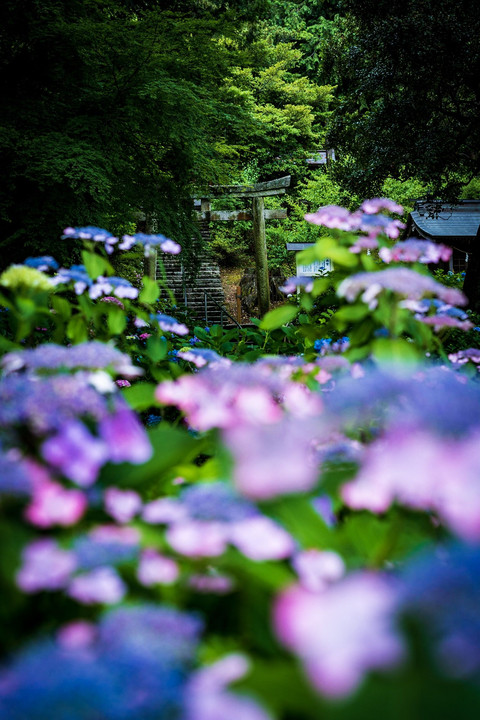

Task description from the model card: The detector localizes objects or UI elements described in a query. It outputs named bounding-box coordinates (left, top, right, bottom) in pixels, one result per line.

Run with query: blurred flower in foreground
left=274, top=573, right=405, bottom=698
left=186, top=653, right=273, bottom=720
left=400, top=544, right=480, bottom=683
left=0, top=605, right=201, bottom=719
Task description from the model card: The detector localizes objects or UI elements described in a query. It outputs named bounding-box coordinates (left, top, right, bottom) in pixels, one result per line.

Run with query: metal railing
left=204, top=290, right=242, bottom=329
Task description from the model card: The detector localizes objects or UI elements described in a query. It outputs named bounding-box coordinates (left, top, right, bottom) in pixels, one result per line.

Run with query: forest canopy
left=1, top=0, right=480, bottom=265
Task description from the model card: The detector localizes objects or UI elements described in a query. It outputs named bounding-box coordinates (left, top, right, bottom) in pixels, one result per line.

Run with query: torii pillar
left=196, top=175, right=291, bottom=316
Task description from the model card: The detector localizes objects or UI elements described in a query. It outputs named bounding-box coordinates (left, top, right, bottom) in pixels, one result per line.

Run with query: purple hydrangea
left=337, top=267, right=467, bottom=309
left=2, top=341, right=142, bottom=377
left=280, top=276, right=314, bottom=294
left=119, top=232, right=181, bottom=257
left=305, top=200, right=404, bottom=239
left=379, top=239, right=452, bottom=265
left=274, top=572, right=405, bottom=698
left=154, top=313, right=189, bottom=336
left=177, top=348, right=230, bottom=368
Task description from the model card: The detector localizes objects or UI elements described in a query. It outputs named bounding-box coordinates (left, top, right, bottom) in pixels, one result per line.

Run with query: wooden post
left=252, top=196, right=270, bottom=315
left=236, top=285, right=242, bottom=323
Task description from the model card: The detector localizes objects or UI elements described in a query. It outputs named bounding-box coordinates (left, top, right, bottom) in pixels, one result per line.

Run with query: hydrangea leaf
left=261, top=304, right=298, bottom=331
left=139, top=277, right=159, bottom=304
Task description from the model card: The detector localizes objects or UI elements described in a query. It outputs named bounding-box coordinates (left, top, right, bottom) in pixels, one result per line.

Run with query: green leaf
left=260, top=304, right=298, bottom=330
left=145, top=335, right=168, bottom=362
left=51, top=295, right=72, bottom=320
left=139, top=276, right=160, bottom=304
left=335, top=303, right=370, bottom=322
left=269, top=496, right=333, bottom=548
left=122, top=383, right=157, bottom=411
left=66, top=314, right=88, bottom=343
left=372, top=337, right=422, bottom=363
left=107, top=306, right=127, bottom=335
left=81, top=250, right=113, bottom=279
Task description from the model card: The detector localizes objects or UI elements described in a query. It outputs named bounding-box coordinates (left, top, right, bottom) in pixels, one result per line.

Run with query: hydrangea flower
left=104, top=487, right=142, bottom=524
left=274, top=572, right=405, bottom=698
left=118, top=232, right=181, bottom=257
left=379, top=239, right=452, bottom=264
left=41, top=420, right=109, bottom=487
left=24, top=256, right=59, bottom=272
left=67, top=566, right=127, bottom=605
left=25, top=476, right=87, bottom=528
left=2, top=341, right=142, bottom=377
left=304, top=200, right=404, bottom=239
left=400, top=544, right=480, bottom=682
left=137, top=549, right=179, bottom=586
left=342, top=426, right=480, bottom=540
left=280, top=276, right=314, bottom=294
left=16, top=539, right=78, bottom=593
left=0, top=264, right=53, bottom=291
left=449, top=348, right=480, bottom=366
left=0, top=604, right=201, bottom=720
left=177, top=348, right=230, bottom=368
left=360, top=198, right=404, bottom=215
left=186, top=653, right=273, bottom=720
left=154, top=312, right=189, bottom=336
left=337, top=267, right=467, bottom=309
left=63, top=226, right=119, bottom=254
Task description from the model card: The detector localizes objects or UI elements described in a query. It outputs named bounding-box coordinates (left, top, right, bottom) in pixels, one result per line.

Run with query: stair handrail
left=203, top=290, right=242, bottom=329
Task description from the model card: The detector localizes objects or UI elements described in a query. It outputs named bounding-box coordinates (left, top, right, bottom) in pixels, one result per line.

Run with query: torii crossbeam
left=195, top=176, right=291, bottom=315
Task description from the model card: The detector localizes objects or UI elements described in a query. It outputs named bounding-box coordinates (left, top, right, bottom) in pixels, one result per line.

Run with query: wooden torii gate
left=196, top=176, right=291, bottom=315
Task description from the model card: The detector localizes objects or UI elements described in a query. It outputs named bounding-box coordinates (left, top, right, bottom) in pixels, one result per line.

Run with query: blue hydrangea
left=400, top=544, right=480, bottom=682
left=24, top=256, right=59, bottom=272
left=179, top=483, right=257, bottom=522
left=0, top=604, right=202, bottom=720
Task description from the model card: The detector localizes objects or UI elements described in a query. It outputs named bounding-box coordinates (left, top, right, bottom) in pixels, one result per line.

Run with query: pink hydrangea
left=337, top=267, right=467, bottom=309
left=189, top=574, right=234, bottom=594
left=25, top=479, right=87, bottom=528
left=379, top=239, right=452, bottom=265
left=341, top=428, right=480, bottom=541
left=16, top=539, right=77, bottom=593
left=223, top=417, right=321, bottom=499
left=142, top=497, right=187, bottom=524
left=449, top=348, right=480, bottom=366
left=68, top=566, right=126, bottom=605
left=305, top=201, right=404, bottom=239
left=292, top=550, right=345, bottom=592
left=137, top=549, right=179, bottom=586
left=104, top=487, right=142, bottom=523
left=186, top=653, right=273, bottom=720
left=166, top=520, right=228, bottom=557
left=274, top=573, right=405, bottom=698
left=229, top=516, right=295, bottom=561
left=360, top=198, right=403, bottom=215
left=305, top=205, right=359, bottom=231
left=420, top=315, right=473, bottom=331
left=57, top=620, right=97, bottom=649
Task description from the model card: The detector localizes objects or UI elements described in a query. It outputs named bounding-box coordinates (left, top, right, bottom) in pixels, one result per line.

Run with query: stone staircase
left=158, top=221, right=229, bottom=326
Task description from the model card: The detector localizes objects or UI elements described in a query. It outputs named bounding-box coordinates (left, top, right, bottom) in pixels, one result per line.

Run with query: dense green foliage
left=328, top=0, right=480, bottom=198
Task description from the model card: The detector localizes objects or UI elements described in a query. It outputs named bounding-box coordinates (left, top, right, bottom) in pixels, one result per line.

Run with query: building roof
left=410, top=199, right=480, bottom=241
